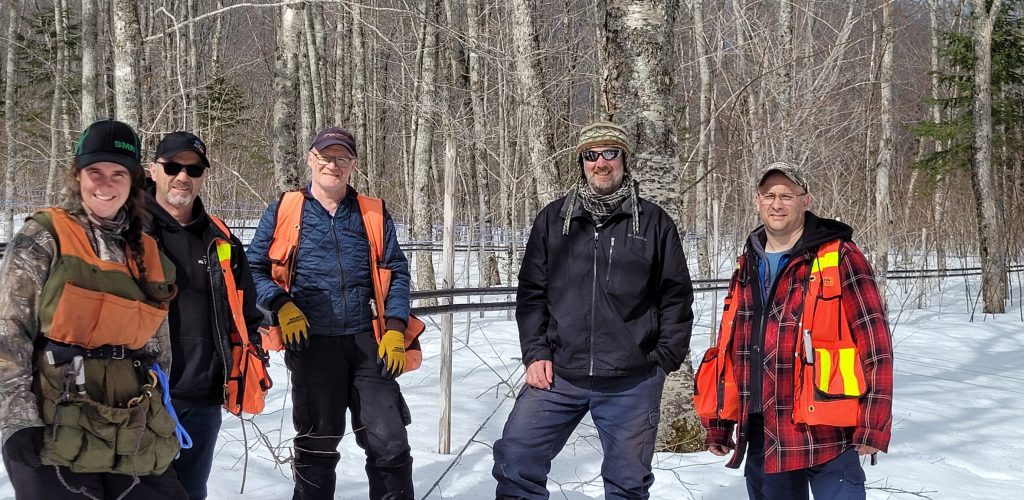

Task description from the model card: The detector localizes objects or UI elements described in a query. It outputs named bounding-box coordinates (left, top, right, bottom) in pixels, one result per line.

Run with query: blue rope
left=151, top=363, right=192, bottom=450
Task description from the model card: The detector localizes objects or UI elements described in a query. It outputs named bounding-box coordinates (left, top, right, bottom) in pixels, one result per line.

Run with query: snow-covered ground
left=0, top=255, right=1022, bottom=498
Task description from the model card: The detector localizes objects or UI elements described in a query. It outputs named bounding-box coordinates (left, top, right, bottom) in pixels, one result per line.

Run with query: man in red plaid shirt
left=703, top=162, right=893, bottom=499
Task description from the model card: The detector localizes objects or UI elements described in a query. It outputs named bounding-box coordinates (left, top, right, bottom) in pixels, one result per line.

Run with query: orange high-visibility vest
left=266, top=191, right=425, bottom=372
left=792, top=240, right=866, bottom=427
left=695, top=240, right=866, bottom=427
left=35, top=207, right=174, bottom=350
left=209, top=215, right=272, bottom=416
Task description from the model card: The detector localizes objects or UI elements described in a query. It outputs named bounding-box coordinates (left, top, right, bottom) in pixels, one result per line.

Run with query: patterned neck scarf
left=83, top=205, right=130, bottom=236
left=562, top=173, right=640, bottom=235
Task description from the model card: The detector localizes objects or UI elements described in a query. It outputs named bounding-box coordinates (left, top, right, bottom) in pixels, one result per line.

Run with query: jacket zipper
left=330, top=216, right=349, bottom=331
left=206, top=239, right=231, bottom=404
left=606, top=237, right=615, bottom=282
left=590, top=229, right=599, bottom=376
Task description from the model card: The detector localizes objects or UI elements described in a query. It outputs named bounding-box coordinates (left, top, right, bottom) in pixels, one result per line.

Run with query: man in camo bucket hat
left=492, top=120, right=696, bottom=498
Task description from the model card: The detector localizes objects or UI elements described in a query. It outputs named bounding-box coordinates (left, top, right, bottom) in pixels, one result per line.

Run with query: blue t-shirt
left=760, top=251, right=788, bottom=299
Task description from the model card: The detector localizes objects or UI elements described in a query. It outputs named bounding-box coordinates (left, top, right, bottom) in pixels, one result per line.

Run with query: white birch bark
left=970, top=0, right=1007, bottom=313
left=777, top=0, right=793, bottom=159
left=112, top=0, right=143, bottom=127
left=693, top=0, right=713, bottom=279
left=273, top=3, right=302, bottom=190
left=303, top=6, right=324, bottom=131
left=875, top=0, right=894, bottom=299
left=468, top=0, right=499, bottom=286
left=351, top=3, right=369, bottom=191
left=81, top=0, right=99, bottom=124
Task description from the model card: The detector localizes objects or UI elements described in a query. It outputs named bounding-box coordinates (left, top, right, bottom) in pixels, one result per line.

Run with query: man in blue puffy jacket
left=246, top=127, right=413, bottom=500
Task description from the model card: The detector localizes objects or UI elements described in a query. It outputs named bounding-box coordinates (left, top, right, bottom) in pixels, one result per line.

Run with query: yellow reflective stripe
left=815, top=348, right=831, bottom=391
left=216, top=241, right=232, bottom=263
left=838, top=348, right=862, bottom=396
left=811, top=251, right=840, bottom=273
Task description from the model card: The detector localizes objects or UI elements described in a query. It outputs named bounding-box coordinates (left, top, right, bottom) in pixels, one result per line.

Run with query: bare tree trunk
left=273, top=4, right=302, bottom=191
left=875, top=0, right=894, bottom=299
left=509, top=0, right=559, bottom=205
left=693, top=0, right=713, bottom=279
left=112, top=0, right=143, bottom=127
left=603, top=0, right=698, bottom=453
left=210, top=0, right=224, bottom=76
left=334, top=12, right=348, bottom=126
left=928, top=0, right=946, bottom=270
left=351, top=3, right=370, bottom=192
left=970, top=0, right=1007, bottom=313
left=413, top=0, right=439, bottom=296
left=46, top=0, right=68, bottom=204
left=3, top=5, right=20, bottom=241
left=303, top=6, right=324, bottom=131
left=187, top=0, right=199, bottom=130
left=777, top=0, right=794, bottom=159
left=81, top=0, right=99, bottom=125
left=298, top=30, right=315, bottom=153
left=468, top=0, right=499, bottom=286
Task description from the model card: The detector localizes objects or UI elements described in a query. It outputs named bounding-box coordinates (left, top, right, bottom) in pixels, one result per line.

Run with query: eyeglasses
left=581, top=148, right=621, bottom=162
left=312, top=152, right=356, bottom=166
left=757, top=192, right=807, bottom=205
left=159, top=161, right=206, bottom=178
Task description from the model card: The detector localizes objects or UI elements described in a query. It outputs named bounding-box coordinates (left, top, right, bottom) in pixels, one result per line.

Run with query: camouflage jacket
left=0, top=207, right=173, bottom=445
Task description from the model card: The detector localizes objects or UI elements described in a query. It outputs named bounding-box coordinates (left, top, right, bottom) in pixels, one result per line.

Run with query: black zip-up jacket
left=742, top=211, right=853, bottom=413
left=516, top=193, right=695, bottom=379
left=144, top=187, right=265, bottom=407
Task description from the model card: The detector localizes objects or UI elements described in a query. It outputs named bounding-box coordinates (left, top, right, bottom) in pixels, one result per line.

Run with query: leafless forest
left=1, top=0, right=1021, bottom=450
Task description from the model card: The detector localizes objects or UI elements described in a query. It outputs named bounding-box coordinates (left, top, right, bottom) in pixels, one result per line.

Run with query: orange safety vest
left=266, top=191, right=425, bottom=372
left=695, top=240, right=867, bottom=427
left=35, top=207, right=174, bottom=350
left=209, top=215, right=272, bottom=416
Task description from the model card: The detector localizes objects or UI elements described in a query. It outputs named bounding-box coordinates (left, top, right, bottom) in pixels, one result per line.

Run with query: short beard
left=164, top=189, right=195, bottom=209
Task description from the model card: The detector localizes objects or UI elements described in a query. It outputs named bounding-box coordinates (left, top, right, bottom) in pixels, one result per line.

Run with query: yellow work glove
left=377, top=329, right=406, bottom=379
left=277, top=301, right=310, bottom=351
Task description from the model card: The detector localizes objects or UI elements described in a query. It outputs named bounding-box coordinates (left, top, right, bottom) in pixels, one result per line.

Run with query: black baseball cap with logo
left=74, top=119, right=142, bottom=171
left=154, top=131, right=210, bottom=168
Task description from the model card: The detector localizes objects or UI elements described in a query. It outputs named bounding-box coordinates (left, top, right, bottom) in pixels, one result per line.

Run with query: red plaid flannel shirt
left=703, top=240, right=893, bottom=473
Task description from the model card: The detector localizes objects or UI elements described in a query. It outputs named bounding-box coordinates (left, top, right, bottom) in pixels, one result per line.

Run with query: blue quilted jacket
left=246, top=185, right=411, bottom=335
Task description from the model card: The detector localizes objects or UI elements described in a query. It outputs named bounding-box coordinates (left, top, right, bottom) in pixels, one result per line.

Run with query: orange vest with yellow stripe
left=695, top=239, right=866, bottom=427
left=208, top=215, right=272, bottom=416
left=34, top=207, right=176, bottom=350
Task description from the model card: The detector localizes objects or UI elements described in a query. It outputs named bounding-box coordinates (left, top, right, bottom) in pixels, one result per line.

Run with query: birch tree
left=112, top=0, right=142, bottom=127
left=273, top=3, right=302, bottom=190
left=602, top=0, right=699, bottom=452
left=970, top=0, right=1007, bottom=313
left=875, top=0, right=894, bottom=296
left=81, top=0, right=99, bottom=124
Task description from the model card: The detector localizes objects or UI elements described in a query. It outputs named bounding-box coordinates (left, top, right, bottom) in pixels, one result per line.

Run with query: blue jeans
left=173, top=404, right=223, bottom=500
left=744, top=414, right=866, bottom=500
left=492, top=368, right=666, bottom=500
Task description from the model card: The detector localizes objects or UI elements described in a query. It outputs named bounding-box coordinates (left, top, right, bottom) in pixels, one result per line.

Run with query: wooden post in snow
left=438, top=127, right=457, bottom=454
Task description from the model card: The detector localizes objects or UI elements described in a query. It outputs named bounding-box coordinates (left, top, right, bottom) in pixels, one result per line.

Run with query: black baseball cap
left=154, top=131, right=210, bottom=168
left=310, top=127, right=357, bottom=157
left=74, top=119, right=142, bottom=171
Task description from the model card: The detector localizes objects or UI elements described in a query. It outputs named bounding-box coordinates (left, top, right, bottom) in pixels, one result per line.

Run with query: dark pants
left=744, top=414, right=867, bottom=500
left=2, top=443, right=188, bottom=500
left=492, top=368, right=666, bottom=500
left=172, top=403, right=223, bottom=500
left=285, top=333, right=413, bottom=500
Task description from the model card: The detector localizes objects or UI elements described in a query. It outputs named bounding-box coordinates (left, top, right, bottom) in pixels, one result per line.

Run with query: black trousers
left=285, top=332, right=413, bottom=500
left=2, top=444, right=187, bottom=500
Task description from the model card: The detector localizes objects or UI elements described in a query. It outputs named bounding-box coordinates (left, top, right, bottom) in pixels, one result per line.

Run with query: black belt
left=43, top=341, right=141, bottom=365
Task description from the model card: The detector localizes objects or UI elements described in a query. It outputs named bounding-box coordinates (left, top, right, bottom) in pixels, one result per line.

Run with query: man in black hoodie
left=144, top=132, right=265, bottom=500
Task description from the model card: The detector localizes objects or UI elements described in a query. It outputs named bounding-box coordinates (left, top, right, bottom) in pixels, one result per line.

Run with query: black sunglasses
left=581, top=148, right=621, bottom=162
left=159, top=161, right=207, bottom=178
